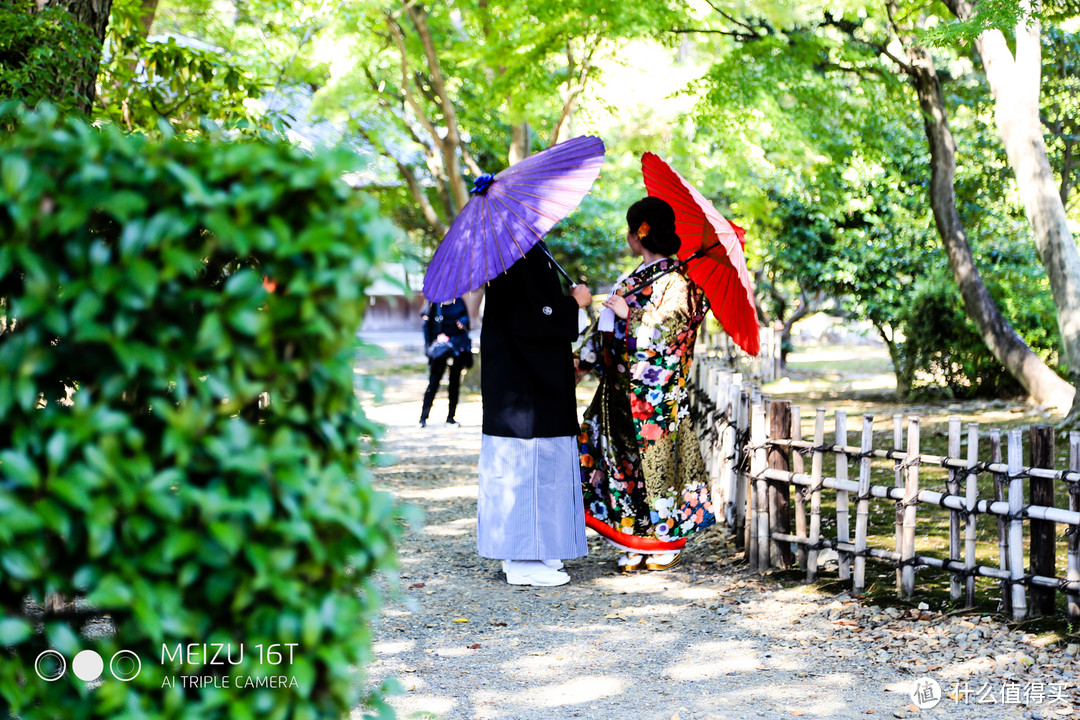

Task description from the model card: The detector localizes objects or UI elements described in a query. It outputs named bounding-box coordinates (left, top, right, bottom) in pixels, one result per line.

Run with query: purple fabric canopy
left=422, top=135, right=605, bottom=303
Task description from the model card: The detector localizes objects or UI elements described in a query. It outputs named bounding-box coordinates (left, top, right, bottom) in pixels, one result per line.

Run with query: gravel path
left=357, top=369, right=1079, bottom=720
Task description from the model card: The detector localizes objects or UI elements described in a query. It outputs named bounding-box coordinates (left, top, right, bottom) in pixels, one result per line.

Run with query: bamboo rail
left=690, top=356, right=1080, bottom=622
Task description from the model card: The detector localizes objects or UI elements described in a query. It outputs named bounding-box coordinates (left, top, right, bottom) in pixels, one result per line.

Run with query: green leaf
left=86, top=574, right=133, bottom=607
left=45, top=622, right=81, bottom=656
left=1, top=157, right=29, bottom=194
left=0, top=617, right=32, bottom=647
left=1, top=551, right=37, bottom=581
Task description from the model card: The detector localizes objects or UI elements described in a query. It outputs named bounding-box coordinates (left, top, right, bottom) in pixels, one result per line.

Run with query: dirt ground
left=353, top=347, right=1079, bottom=720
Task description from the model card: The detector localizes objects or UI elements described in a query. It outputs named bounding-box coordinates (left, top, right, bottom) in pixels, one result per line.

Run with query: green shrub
left=900, top=248, right=1062, bottom=400
left=900, top=278, right=1024, bottom=398
left=0, top=105, right=398, bottom=719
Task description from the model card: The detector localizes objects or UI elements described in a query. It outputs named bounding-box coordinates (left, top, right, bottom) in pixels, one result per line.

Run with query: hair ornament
left=638, top=221, right=650, bottom=239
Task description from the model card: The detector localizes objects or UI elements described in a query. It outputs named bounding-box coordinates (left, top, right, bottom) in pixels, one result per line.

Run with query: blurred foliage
left=95, top=1, right=272, bottom=136
left=0, top=1, right=101, bottom=116
left=0, top=105, right=399, bottom=719
left=545, top=193, right=626, bottom=287
left=1042, top=26, right=1080, bottom=215
left=314, top=0, right=686, bottom=248
left=689, top=1, right=1065, bottom=398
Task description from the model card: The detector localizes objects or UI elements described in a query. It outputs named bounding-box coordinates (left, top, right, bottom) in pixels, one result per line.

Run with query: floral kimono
left=578, top=257, right=715, bottom=548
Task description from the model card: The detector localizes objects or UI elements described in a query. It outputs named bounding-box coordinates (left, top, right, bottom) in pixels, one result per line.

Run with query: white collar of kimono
left=607, top=258, right=666, bottom=295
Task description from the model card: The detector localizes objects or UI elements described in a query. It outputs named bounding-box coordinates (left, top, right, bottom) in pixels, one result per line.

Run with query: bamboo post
left=751, top=402, right=769, bottom=572
left=1029, top=425, right=1056, bottom=617
left=767, top=400, right=793, bottom=569
left=900, top=417, right=920, bottom=599
left=706, top=372, right=727, bottom=516
left=773, top=327, right=782, bottom=381
left=893, top=414, right=904, bottom=592
left=853, top=414, right=873, bottom=596
left=726, top=380, right=741, bottom=530
left=747, top=438, right=757, bottom=569
left=1068, top=431, right=1080, bottom=623
left=835, top=410, right=851, bottom=580
left=737, top=385, right=750, bottom=551
left=806, top=408, right=826, bottom=582
left=989, top=429, right=1010, bottom=614
left=1007, top=429, right=1028, bottom=620
left=792, top=405, right=807, bottom=569
left=964, top=423, right=979, bottom=607
left=947, top=416, right=962, bottom=602
left=718, top=379, right=737, bottom=530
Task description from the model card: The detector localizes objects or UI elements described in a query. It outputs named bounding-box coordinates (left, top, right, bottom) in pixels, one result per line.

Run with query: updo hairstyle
left=626, top=196, right=680, bottom=256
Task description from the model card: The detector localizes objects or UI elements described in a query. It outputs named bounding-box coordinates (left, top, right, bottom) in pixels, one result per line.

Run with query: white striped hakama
left=476, top=434, right=588, bottom=561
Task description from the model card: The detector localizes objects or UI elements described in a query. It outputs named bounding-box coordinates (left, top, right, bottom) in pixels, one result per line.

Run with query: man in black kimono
left=476, top=242, right=592, bottom=586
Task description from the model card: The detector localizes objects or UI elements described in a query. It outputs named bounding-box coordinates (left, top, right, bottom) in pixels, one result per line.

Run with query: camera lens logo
left=110, top=650, right=141, bottom=681
left=72, top=650, right=104, bottom=681
left=35, top=650, right=141, bottom=682
left=34, top=650, right=66, bottom=682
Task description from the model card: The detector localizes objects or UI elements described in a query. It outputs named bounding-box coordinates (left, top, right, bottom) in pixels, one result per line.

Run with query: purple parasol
left=422, top=135, right=605, bottom=303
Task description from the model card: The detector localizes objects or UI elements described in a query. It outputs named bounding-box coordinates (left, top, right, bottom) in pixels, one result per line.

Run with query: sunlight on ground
left=422, top=517, right=477, bottom=537
left=525, top=675, right=627, bottom=706
left=395, top=485, right=479, bottom=501
left=663, top=640, right=761, bottom=680
left=372, top=640, right=416, bottom=655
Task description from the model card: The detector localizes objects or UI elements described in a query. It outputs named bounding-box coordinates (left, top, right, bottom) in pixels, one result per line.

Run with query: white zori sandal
left=502, top=560, right=570, bottom=587
left=644, top=550, right=681, bottom=571
left=617, top=553, right=646, bottom=573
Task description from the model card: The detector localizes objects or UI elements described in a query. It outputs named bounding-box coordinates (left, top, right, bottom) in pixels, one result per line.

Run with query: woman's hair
left=626, top=196, right=680, bottom=256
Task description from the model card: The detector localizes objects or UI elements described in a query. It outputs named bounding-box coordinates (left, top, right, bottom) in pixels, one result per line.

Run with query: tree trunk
left=943, top=0, right=1080, bottom=424
left=903, top=42, right=1075, bottom=411
left=40, top=0, right=113, bottom=115
left=509, top=121, right=530, bottom=165
left=405, top=2, right=469, bottom=214
left=878, top=326, right=913, bottom=399
left=135, top=0, right=158, bottom=38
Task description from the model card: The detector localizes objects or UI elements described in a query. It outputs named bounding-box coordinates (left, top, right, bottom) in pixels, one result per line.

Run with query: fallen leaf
left=453, top=618, right=469, bottom=623
left=410, top=582, right=425, bottom=589
left=466, top=643, right=481, bottom=650
left=489, top=621, right=507, bottom=627
left=791, top=711, right=804, bottom=716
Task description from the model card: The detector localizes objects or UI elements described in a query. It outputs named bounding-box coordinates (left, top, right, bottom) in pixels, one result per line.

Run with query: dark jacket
left=422, top=298, right=471, bottom=359
left=481, top=243, right=580, bottom=438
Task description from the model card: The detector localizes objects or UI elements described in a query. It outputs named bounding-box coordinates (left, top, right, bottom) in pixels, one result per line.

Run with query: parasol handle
left=620, top=239, right=720, bottom=299
left=538, top=243, right=578, bottom=288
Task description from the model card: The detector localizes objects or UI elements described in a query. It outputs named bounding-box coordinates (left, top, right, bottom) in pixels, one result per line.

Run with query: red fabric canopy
left=641, top=152, right=760, bottom=356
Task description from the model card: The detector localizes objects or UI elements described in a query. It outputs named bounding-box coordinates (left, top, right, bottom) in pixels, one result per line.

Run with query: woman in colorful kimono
left=577, top=196, right=715, bottom=572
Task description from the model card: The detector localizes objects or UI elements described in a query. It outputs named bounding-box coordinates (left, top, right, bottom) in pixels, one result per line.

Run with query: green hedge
left=0, top=105, right=398, bottom=719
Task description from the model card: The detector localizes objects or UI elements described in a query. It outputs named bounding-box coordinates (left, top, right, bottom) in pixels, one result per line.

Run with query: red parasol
left=640, top=152, right=760, bottom=356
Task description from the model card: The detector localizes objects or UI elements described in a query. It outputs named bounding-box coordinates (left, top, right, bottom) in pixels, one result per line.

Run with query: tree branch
left=669, top=27, right=761, bottom=41
left=356, top=126, right=448, bottom=237
left=404, top=1, right=469, bottom=212
left=385, top=15, right=443, bottom=157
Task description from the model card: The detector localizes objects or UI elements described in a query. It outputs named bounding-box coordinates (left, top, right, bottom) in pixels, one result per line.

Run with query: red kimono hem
left=584, top=512, right=687, bottom=552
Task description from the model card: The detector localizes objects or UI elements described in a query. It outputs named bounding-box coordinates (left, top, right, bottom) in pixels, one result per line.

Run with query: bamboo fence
left=690, top=356, right=1080, bottom=622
